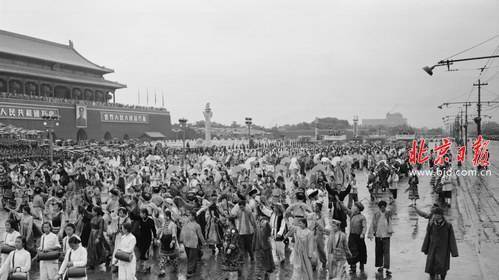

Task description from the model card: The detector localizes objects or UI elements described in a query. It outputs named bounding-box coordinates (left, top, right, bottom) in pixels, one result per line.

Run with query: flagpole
left=146, top=89, right=149, bottom=105
left=138, top=89, right=140, bottom=105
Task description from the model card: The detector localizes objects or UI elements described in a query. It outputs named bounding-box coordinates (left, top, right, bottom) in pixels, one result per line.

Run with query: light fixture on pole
left=178, top=118, right=187, bottom=149
left=178, top=118, right=188, bottom=175
left=423, top=55, right=499, bottom=76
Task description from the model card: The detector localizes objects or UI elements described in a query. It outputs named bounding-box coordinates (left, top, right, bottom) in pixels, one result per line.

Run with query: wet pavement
left=0, top=165, right=485, bottom=280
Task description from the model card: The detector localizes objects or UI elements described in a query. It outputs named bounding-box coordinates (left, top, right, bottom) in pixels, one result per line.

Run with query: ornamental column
left=203, top=103, right=213, bottom=144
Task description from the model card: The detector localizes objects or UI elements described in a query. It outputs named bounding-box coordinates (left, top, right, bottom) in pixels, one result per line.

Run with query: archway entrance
left=76, top=129, right=88, bottom=141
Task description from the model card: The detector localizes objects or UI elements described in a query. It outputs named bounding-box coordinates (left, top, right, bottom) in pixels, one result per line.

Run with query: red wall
left=0, top=99, right=172, bottom=140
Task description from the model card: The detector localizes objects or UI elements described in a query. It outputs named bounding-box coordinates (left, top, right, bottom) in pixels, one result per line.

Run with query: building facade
left=362, top=112, right=408, bottom=127
left=0, top=30, right=171, bottom=140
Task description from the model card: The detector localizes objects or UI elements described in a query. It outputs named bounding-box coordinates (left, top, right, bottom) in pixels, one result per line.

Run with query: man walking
left=231, top=195, right=256, bottom=261
left=368, top=200, right=393, bottom=277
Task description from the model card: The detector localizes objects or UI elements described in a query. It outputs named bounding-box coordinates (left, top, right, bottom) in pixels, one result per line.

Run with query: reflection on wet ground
left=1, top=168, right=483, bottom=279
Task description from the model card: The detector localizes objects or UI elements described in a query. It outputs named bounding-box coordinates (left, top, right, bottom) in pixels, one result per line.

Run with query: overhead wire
left=437, top=35, right=499, bottom=125
left=478, top=42, right=499, bottom=80
left=442, top=34, right=499, bottom=61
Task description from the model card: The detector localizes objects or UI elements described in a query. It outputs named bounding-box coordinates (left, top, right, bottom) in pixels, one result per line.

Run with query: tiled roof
left=0, top=62, right=126, bottom=89
left=0, top=29, right=113, bottom=73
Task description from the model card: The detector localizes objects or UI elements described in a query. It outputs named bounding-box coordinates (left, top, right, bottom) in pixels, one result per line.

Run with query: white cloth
left=1, top=231, right=20, bottom=265
left=0, top=249, right=31, bottom=280
left=59, top=245, right=88, bottom=280
left=271, top=239, right=285, bottom=263
left=117, top=233, right=137, bottom=280
left=39, top=232, right=61, bottom=280
left=39, top=233, right=61, bottom=251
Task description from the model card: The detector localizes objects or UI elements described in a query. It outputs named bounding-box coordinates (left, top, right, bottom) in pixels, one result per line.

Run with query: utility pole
left=473, top=79, right=488, bottom=136
left=463, top=102, right=471, bottom=148
left=459, top=109, right=464, bottom=145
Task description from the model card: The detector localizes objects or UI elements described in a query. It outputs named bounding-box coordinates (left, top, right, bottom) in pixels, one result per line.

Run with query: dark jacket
left=422, top=220, right=458, bottom=274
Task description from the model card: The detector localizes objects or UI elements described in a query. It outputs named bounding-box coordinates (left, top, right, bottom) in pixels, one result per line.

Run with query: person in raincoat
left=285, top=217, right=314, bottom=280
left=421, top=207, right=458, bottom=280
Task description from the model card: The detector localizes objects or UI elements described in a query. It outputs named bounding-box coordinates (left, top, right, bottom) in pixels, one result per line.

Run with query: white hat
left=306, top=189, right=319, bottom=198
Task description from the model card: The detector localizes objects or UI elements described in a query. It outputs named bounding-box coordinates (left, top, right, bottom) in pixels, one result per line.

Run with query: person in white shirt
left=368, top=200, right=393, bottom=277
left=111, top=208, right=131, bottom=273
left=57, top=236, right=87, bottom=280
left=0, top=221, right=20, bottom=265
left=61, top=224, right=79, bottom=260
left=113, top=223, right=137, bottom=280
left=37, top=222, right=61, bottom=280
left=0, top=236, right=31, bottom=280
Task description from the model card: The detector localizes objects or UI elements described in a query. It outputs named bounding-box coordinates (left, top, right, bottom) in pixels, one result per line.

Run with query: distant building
left=0, top=29, right=172, bottom=140
left=362, top=113, right=407, bottom=127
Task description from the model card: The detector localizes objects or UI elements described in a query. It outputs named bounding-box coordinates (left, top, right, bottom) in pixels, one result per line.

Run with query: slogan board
left=0, top=105, right=59, bottom=120
left=100, top=111, right=149, bottom=123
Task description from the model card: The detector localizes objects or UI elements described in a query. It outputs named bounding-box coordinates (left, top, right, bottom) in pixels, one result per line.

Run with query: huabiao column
left=203, top=103, right=213, bottom=144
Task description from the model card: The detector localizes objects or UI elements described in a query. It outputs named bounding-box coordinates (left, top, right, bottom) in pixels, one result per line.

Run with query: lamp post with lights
left=178, top=118, right=187, bottom=174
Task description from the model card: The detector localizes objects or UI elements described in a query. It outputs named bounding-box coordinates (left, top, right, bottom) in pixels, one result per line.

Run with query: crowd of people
left=0, top=140, right=459, bottom=280
left=0, top=92, right=168, bottom=113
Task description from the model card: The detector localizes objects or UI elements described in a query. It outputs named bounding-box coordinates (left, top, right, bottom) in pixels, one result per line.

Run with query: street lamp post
left=423, top=55, right=499, bottom=76
left=42, top=115, right=60, bottom=163
left=245, top=117, right=252, bottom=148
left=178, top=118, right=187, bottom=175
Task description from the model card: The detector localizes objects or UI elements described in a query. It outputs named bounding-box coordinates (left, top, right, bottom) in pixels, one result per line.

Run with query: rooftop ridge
left=71, top=47, right=113, bottom=73
left=0, top=29, right=70, bottom=49
left=0, top=29, right=113, bottom=73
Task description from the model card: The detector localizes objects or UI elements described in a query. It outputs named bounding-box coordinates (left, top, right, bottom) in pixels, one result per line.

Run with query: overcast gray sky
left=1, top=0, right=498, bottom=128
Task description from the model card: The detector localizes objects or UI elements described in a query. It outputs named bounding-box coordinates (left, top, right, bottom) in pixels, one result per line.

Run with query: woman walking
left=57, top=236, right=87, bottom=280
left=220, top=216, right=243, bottom=280
left=87, top=206, right=108, bottom=271
left=204, top=201, right=223, bottom=255
left=8, top=205, right=36, bottom=253
left=158, top=210, right=178, bottom=277
left=37, top=222, right=61, bottom=280
left=114, top=223, right=137, bottom=280
left=0, top=236, right=31, bottom=280
left=137, top=208, right=157, bottom=273
left=286, top=217, right=314, bottom=280
left=328, top=219, right=351, bottom=280
left=406, top=174, right=420, bottom=206
left=0, top=220, right=20, bottom=265
left=422, top=208, right=458, bottom=280
left=111, top=207, right=130, bottom=273
left=254, top=214, right=274, bottom=280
